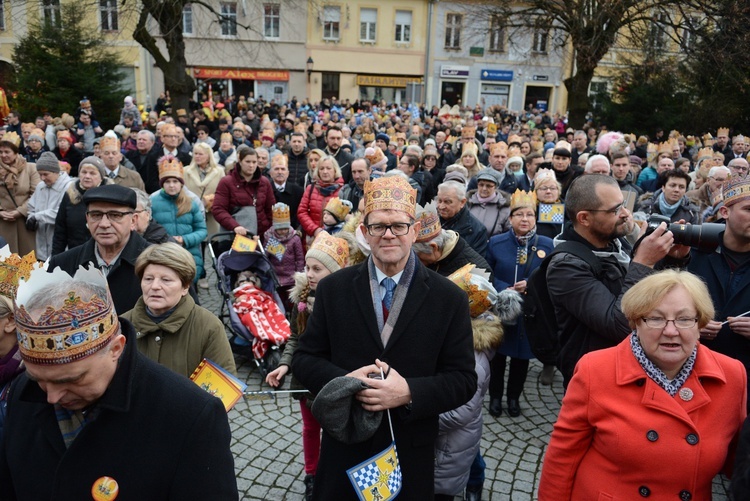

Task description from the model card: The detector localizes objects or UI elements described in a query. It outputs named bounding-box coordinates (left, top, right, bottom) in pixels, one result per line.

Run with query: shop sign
left=440, top=65, right=470, bottom=78
left=481, top=69, right=513, bottom=81
left=532, top=75, right=549, bottom=82
left=193, top=68, right=290, bottom=81
left=356, top=75, right=423, bottom=88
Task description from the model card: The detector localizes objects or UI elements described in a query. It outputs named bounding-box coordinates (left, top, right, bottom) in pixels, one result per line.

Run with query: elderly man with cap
left=48, top=184, right=149, bottom=314
left=26, top=152, right=73, bottom=261
left=0, top=265, right=238, bottom=500
left=689, top=176, right=750, bottom=409
left=292, top=175, right=476, bottom=499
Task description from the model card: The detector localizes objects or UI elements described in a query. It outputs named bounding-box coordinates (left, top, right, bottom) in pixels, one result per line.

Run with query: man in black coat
left=269, top=155, right=303, bottom=229
left=325, top=126, right=354, bottom=184
left=292, top=175, right=476, bottom=500
left=48, top=185, right=149, bottom=315
left=125, top=130, right=162, bottom=194
left=287, top=132, right=309, bottom=186
left=0, top=272, right=237, bottom=500
left=437, top=181, right=488, bottom=257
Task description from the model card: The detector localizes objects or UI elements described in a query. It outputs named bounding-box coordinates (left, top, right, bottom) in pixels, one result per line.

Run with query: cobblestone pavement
left=197, top=266, right=732, bottom=500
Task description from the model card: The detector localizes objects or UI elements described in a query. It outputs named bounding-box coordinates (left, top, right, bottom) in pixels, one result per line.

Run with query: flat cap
left=82, top=184, right=137, bottom=209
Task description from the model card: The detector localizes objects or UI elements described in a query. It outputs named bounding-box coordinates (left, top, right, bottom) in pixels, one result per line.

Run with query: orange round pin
left=537, top=249, right=547, bottom=259
left=91, top=476, right=119, bottom=501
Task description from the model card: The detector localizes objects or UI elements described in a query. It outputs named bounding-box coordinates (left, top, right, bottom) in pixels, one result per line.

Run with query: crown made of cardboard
left=507, top=134, right=523, bottom=144
left=534, top=168, right=557, bottom=186
left=2, top=131, right=21, bottom=148
left=0, top=247, right=39, bottom=301
left=461, top=126, right=476, bottom=139
left=722, top=177, right=750, bottom=207
left=324, top=197, right=352, bottom=221
left=365, top=146, right=386, bottom=166
left=271, top=154, right=288, bottom=168
left=15, top=265, right=118, bottom=365
left=21, top=123, right=34, bottom=133
left=272, top=202, right=290, bottom=225
left=220, top=132, right=233, bottom=143
left=489, top=142, right=508, bottom=155
left=416, top=202, right=441, bottom=243
left=669, top=130, right=681, bottom=139
left=718, top=127, right=730, bottom=137
left=363, top=175, right=417, bottom=218
left=158, top=155, right=183, bottom=180
left=99, top=135, right=120, bottom=150
left=308, top=230, right=349, bottom=270
left=447, top=264, right=498, bottom=318
left=734, top=135, right=747, bottom=144
left=657, top=138, right=677, bottom=155
left=510, top=189, right=537, bottom=211
left=462, top=141, right=478, bottom=158
left=697, top=147, right=714, bottom=162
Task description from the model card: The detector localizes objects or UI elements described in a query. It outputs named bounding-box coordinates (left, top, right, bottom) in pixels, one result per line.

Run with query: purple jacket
left=263, top=228, right=305, bottom=287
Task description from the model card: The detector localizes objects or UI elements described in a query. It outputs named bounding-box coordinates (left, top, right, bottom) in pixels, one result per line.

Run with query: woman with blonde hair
left=302, top=148, right=325, bottom=188
left=184, top=142, right=225, bottom=237
left=460, top=142, right=483, bottom=179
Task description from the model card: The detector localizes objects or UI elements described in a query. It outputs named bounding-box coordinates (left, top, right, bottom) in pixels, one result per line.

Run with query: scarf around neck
left=657, top=191, right=682, bottom=217
left=630, top=332, right=696, bottom=396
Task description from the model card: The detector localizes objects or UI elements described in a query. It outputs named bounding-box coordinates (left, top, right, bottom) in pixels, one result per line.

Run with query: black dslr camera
left=645, top=214, right=723, bottom=252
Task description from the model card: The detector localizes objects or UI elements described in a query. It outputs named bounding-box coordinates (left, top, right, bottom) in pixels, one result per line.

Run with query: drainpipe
left=424, top=0, right=435, bottom=107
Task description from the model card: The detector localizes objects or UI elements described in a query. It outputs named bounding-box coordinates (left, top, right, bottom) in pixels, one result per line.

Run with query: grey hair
left=137, top=129, right=155, bottom=142
left=131, top=188, right=151, bottom=214
left=405, top=145, right=423, bottom=158
left=438, top=180, right=467, bottom=200
left=412, top=229, right=449, bottom=253
left=26, top=281, right=108, bottom=319
left=383, top=170, right=410, bottom=181
left=708, top=166, right=731, bottom=178
left=585, top=154, right=611, bottom=173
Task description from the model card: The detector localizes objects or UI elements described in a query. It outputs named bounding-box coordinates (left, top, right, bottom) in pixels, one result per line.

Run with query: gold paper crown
left=220, top=132, right=233, bottom=143
left=702, top=133, right=713, bottom=141
left=307, top=231, right=349, bottom=271
left=734, top=135, right=746, bottom=144
left=507, top=134, right=523, bottom=144
left=534, top=168, right=557, bottom=186
left=657, top=138, right=677, bottom=155
left=362, top=132, right=375, bottom=143
left=669, top=130, right=681, bottom=139
left=271, top=154, right=288, bottom=168
left=272, top=202, right=291, bottom=226
left=510, top=189, right=538, bottom=212
left=447, top=264, right=496, bottom=318
left=99, top=135, right=120, bottom=150
left=21, top=123, right=34, bottom=133
left=490, top=142, right=508, bottom=155
left=416, top=202, right=441, bottom=243
left=0, top=247, right=39, bottom=300
left=15, top=265, right=119, bottom=365
left=718, top=127, right=730, bottom=137
left=530, top=140, right=544, bottom=153
left=722, top=177, right=750, bottom=207
left=2, top=131, right=21, bottom=148
left=365, top=146, right=386, bottom=166
left=697, top=147, right=714, bottom=162
left=363, top=176, right=417, bottom=219
left=462, top=141, right=478, bottom=158
left=324, top=197, right=352, bottom=221
left=461, top=126, right=476, bottom=139
left=176, top=108, right=188, bottom=116
left=158, top=155, right=184, bottom=181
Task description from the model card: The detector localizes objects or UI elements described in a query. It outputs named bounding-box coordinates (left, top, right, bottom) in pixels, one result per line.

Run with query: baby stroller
left=208, top=232, right=289, bottom=379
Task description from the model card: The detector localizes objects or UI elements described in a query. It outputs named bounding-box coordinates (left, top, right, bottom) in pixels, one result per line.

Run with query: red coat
left=213, top=167, right=276, bottom=237
left=539, top=337, right=747, bottom=501
left=296, top=179, right=343, bottom=237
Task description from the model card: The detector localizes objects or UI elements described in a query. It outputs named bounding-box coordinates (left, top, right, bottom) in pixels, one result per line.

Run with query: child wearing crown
left=264, top=202, right=304, bottom=311
left=321, top=197, right=352, bottom=235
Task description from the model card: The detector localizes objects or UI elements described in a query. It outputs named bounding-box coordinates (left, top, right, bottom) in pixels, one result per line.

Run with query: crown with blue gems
left=722, top=177, right=750, bottom=208
left=15, top=265, right=118, bottom=365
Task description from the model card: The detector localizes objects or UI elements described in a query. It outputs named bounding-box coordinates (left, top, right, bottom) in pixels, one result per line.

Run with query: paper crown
left=2, top=131, right=21, bottom=148
left=489, top=142, right=508, bottom=155
left=507, top=134, right=523, bottom=144
left=99, top=135, right=120, bottom=150
left=510, top=189, right=537, bottom=212
left=272, top=202, right=291, bottom=228
left=364, top=146, right=386, bottom=168
left=657, top=138, right=677, bottom=155
left=722, top=177, right=750, bottom=207
left=697, top=147, right=714, bottom=162
left=395, top=132, right=406, bottom=140
left=158, top=155, right=184, bottom=181
left=734, top=135, right=747, bottom=144
left=220, top=132, right=233, bottom=143
left=294, top=123, right=308, bottom=134
left=15, top=265, right=119, bottom=365
left=534, top=168, right=557, bottom=186
left=271, top=154, right=288, bottom=169
left=176, top=108, right=188, bottom=116
left=363, top=176, right=417, bottom=219
left=415, top=202, right=441, bottom=243
left=718, top=127, right=730, bottom=137
left=461, top=141, right=478, bottom=158
left=0, top=247, right=39, bottom=301
left=461, top=126, right=476, bottom=139
left=447, top=264, right=498, bottom=318
left=306, top=231, right=349, bottom=272
left=669, top=130, right=681, bottom=139
left=324, top=197, right=352, bottom=222
left=21, top=123, right=34, bottom=133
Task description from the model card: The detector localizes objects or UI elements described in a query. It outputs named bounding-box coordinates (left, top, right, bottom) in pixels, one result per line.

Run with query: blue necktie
left=382, top=277, right=396, bottom=311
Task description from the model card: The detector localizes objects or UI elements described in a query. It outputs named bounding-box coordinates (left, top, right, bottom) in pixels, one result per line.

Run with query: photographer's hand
left=632, top=222, right=673, bottom=267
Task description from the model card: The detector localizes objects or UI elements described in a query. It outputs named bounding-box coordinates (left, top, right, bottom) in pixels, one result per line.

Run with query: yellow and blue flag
left=347, top=442, right=402, bottom=501
left=538, top=203, right=564, bottom=224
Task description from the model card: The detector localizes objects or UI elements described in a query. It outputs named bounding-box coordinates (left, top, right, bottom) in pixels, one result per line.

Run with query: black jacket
left=51, top=182, right=93, bottom=256
left=440, top=206, right=488, bottom=257
left=125, top=147, right=162, bottom=194
left=288, top=149, right=309, bottom=187
left=0, top=319, right=238, bottom=500
left=273, top=182, right=304, bottom=229
left=48, top=232, right=150, bottom=315
left=427, top=235, right=493, bottom=282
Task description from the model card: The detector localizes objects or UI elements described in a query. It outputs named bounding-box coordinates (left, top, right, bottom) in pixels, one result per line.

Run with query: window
left=264, top=4, right=280, bottom=38
left=42, top=0, right=61, bottom=25
left=323, top=6, right=340, bottom=41
left=183, top=4, right=193, bottom=35
left=395, top=10, right=411, bottom=42
left=220, top=2, right=237, bottom=36
left=648, top=12, right=667, bottom=51
left=360, top=8, right=376, bottom=42
left=445, top=13, right=461, bottom=49
left=532, top=29, right=548, bottom=54
left=0, top=1, right=5, bottom=31
left=99, top=0, right=118, bottom=31
left=681, top=16, right=699, bottom=52
left=489, top=15, right=504, bottom=52
left=589, top=81, right=608, bottom=111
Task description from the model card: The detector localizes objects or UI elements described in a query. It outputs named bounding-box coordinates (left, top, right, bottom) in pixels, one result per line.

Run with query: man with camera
left=688, top=176, right=750, bottom=409
left=547, top=175, right=690, bottom=388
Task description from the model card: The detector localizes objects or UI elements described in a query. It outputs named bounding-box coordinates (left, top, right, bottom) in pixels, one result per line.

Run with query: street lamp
left=306, top=57, right=314, bottom=83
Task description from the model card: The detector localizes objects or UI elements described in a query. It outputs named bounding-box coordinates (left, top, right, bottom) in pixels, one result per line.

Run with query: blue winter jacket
left=151, top=189, right=207, bottom=280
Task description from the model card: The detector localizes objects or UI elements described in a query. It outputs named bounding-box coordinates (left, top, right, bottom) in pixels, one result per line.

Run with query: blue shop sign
left=481, top=69, right=513, bottom=82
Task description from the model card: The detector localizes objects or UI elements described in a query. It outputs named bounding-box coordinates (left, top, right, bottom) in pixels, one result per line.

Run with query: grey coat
left=466, top=189, right=511, bottom=237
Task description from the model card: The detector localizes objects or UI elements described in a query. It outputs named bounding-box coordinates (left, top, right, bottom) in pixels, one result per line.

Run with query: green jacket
left=123, top=295, right=237, bottom=378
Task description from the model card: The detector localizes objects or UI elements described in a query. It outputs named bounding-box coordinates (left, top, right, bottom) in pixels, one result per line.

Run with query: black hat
left=83, top=184, right=137, bottom=209
left=552, top=147, right=572, bottom=158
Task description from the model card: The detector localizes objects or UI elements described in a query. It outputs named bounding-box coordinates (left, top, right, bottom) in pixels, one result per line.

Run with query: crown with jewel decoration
left=363, top=176, right=417, bottom=219
left=15, top=265, right=118, bottom=365
left=722, top=177, right=750, bottom=208
left=272, top=202, right=291, bottom=228
left=415, top=202, right=441, bottom=243
left=0, top=247, right=40, bottom=301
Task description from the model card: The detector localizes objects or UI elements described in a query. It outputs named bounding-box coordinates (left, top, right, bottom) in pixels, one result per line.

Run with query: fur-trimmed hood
left=471, top=314, right=503, bottom=353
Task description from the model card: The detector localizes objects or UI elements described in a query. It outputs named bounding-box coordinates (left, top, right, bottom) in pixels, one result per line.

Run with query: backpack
left=523, top=241, right=603, bottom=366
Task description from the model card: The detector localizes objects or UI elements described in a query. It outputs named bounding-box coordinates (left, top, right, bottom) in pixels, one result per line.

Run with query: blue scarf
left=657, top=192, right=682, bottom=217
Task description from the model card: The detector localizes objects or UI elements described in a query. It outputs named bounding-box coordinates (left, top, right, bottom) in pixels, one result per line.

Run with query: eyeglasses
left=731, top=166, right=749, bottom=173
left=583, top=202, right=626, bottom=216
left=86, top=210, right=134, bottom=222
left=641, top=317, right=698, bottom=329
left=537, top=186, right=558, bottom=192
left=511, top=212, right=535, bottom=219
left=365, top=222, right=413, bottom=236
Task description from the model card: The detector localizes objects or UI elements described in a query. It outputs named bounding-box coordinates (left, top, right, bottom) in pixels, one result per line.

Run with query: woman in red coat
left=296, top=155, right=343, bottom=242
left=539, top=270, right=747, bottom=501
left=213, top=146, right=275, bottom=237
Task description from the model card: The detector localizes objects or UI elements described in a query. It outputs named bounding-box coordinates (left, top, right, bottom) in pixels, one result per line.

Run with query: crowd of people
left=1, top=91, right=750, bottom=500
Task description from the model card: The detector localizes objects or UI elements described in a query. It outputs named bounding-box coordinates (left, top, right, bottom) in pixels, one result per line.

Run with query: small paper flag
left=190, top=359, right=247, bottom=411
left=347, top=442, right=402, bottom=501
left=231, top=234, right=257, bottom=253
left=538, top=203, right=564, bottom=224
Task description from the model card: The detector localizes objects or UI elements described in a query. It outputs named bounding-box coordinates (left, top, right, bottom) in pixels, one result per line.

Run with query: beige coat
left=0, top=156, right=40, bottom=254
left=111, top=165, right=145, bottom=191
left=183, top=165, right=225, bottom=236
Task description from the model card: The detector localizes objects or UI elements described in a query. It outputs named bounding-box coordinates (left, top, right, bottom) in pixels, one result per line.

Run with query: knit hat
left=443, top=165, right=468, bottom=184
left=363, top=175, right=417, bottom=219
left=376, top=133, right=390, bottom=146
left=272, top=202, right=291, bottom=229
left=16, top=265, right=119, bottom=365
left=306, top=231, right=349, bottom=273
left=323, top=198, right=352, bottom=223
left=28, top=129, right=44, bottom=143
left=79, top=156, right=107, bottom=179
left=311, top=376, right=382, bottom=444
left=158, top=155, right=184, bottom=186
left=629, top=155, right=643, bottom=166
left=424, top=145, right=439, bottom=158
left=407, top=134, right=420, bottom=144
left=35, top=152, right=60, bottom=173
